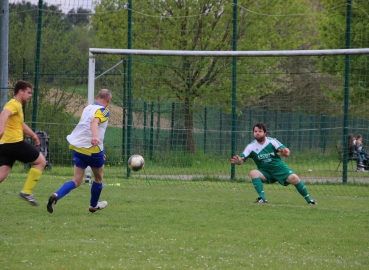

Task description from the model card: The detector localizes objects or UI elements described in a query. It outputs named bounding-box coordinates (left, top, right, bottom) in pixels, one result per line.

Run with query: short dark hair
left=14, top=80, right=32, bottom=95
left=253, top=122, right=267, bottom=133
left=97, top=89, right=112, bottom=100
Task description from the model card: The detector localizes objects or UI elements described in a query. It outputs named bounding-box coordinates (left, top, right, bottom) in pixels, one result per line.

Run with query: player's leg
left=286, top=174, right=317, bottom=205
left=47, top=165, right=84, bottom=213
left=57, top=165, right=84, bottom=197
left=47, top=151, right=86, bottom=213
left=250, top=169, right=268, bottom=203
left=22, top=152, right=46, bottom=192
left=0, top=165, right=12, bottom=183
left=89, top=152, right=107, bottom=212
left=19, top=143, right=46, bottom=206
left=0, top=145, right=15, bottom=183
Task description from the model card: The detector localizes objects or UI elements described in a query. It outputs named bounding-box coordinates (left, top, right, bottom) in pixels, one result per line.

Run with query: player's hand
left=91, top=137, right=99, bottom=146
left=231, top=155, right=243, bottom=165
left=32, top=134, right=40, bottom=146
left=278, top=148, right=290, bottom=157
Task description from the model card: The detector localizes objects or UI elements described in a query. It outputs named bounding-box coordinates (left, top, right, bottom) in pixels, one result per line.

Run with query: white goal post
left=87, top=47, right=369, bottom=103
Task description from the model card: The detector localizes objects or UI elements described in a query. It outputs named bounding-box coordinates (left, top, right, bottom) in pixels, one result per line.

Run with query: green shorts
left=258, top=165, right=295, bottom=186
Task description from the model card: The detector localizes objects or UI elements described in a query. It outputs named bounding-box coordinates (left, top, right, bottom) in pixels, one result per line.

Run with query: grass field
left=0, top=171, right=368, bottom=270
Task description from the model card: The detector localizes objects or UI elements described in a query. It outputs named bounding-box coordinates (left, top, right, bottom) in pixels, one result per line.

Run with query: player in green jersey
left=231, top=122, right=317, bottom=205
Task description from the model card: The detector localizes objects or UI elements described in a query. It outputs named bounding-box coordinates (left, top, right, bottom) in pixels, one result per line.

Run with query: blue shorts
left=72, top=151, right=105, bottom=169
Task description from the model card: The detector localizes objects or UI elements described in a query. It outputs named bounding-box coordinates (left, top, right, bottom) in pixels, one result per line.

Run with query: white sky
left=8, top=0, right=97, bottom=12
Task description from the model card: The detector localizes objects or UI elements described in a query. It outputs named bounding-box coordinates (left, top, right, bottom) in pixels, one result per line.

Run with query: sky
left=8, top=0, right=97, bottom=12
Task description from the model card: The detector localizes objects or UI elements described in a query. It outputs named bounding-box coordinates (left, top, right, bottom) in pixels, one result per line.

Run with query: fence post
left=170, top=102, right=175, bottom=150
left=320, top=114, right=326, bottom=153
left=0, top=0, right=9, bottom=110
left=248, top=108, right=253, bottom=142
left=149, top=102, right=154, bottom=161
left=309, top=115, right=313, bottom=149
left=219, top=110, right=223, bottom=154
left=204, top=106, right=207, bottom=153
left=144, top=101, right=147, bottom=153
left=298, top=114, right=302, bottom=151
left=32, top=0, right=44, bottom=132
left=287, top=113, right=291, bottom=148
left=230, top=0, right=238, bottom=180
left=342, top=0, right=352, bottom=183
left=122, top=57, right=127, bottom=162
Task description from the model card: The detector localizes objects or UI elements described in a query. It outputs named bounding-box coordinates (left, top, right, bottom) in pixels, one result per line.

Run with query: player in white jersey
left=231, top=122, right=317, bottom=205
left=47, top=89, right=112, bottom=213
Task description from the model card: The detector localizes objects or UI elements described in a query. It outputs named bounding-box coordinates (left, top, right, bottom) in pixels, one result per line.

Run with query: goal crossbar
left=89, top=48, right=369, bottom=57
left=88, top=47, right=369, bottom=103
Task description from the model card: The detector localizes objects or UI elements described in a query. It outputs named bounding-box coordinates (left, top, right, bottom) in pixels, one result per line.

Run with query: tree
left=9, top=2, right=95, bottom=85
left=318, top=0, right=369, bottom=117
left=91, top=0, right=315, bottom=153
left=66, top=8, right=91, bottom=26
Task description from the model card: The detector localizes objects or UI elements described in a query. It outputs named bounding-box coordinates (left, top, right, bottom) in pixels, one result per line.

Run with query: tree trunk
left=184, top=98, right=195, bottom=154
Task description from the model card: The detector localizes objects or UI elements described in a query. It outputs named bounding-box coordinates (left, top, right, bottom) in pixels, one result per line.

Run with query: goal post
left=87, top=47, right=369, bottom=190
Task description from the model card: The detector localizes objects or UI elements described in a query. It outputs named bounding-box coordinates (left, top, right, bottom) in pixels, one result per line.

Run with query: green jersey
left=239, top=137, right=288, bottom=172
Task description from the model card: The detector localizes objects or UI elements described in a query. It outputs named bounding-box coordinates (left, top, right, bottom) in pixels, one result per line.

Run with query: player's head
left=357, top=134, right=362, bottom=140
left=97, top=89, right=112, bottom=106
left=253, top=122, right=267, bottom=142
left=14, top=80, right=33, bottom=103
left=253, top=122, right=267, bottom=133
left=14, top=80, right=32, bottom=95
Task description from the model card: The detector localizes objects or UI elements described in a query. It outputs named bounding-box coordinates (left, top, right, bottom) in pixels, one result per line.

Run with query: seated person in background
left=355, top=134, right=369, bottom=162
left=348, top=134, right=366, bottom=172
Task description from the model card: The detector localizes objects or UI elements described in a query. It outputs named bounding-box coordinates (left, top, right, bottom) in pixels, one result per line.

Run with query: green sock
left=294, top=181, right=311, bottom=202
left=252, top=178, right=266, bottom=200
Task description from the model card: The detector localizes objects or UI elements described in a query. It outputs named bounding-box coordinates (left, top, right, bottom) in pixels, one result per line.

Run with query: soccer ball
left=128, top=154, right=145, bottom=171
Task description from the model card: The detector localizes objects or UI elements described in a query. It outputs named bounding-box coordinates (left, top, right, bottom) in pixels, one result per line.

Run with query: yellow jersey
left=0, top=98, right=24, bottom=143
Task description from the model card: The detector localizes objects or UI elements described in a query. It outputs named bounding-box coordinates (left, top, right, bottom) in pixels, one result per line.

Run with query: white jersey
left=66, top=103, right=109, bottom=151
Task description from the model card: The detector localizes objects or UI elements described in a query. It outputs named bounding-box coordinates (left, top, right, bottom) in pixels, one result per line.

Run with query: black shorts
left=0, top=141, right=40, bottom=167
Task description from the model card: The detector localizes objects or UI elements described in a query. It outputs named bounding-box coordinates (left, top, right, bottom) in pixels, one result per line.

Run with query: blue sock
left=55, top=181, right=76, bottom=200
left=90, top=182, right=103, bottom=207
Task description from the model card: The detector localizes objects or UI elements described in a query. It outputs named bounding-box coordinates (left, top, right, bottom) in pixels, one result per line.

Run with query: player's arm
left=22, top=123, right=40, bottom=146
left=0, top=109, right=12, bottom=140
left=90, top=108, right=109, bottom=147
left=90, top=117, right=101, bottom=146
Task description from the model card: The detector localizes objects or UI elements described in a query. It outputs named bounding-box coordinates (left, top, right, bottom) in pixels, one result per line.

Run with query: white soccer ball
left=128, top=154, right=145, bottom=171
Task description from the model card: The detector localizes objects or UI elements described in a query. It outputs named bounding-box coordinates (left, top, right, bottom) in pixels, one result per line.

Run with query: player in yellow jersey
left=0, top=80, right=47, bottom=206
left=47, top=89, right=112, bottom=213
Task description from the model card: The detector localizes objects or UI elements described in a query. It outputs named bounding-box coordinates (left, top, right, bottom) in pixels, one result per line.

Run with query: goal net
left=88, top=48, right=369, bottom=196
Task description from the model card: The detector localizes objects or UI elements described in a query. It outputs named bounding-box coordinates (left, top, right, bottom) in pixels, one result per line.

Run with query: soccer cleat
left=47, top=194, right=58, bottom=213
left=85, top=175, right=91, bottom=184
left=308, top=200, right=318, bottom=205
left=254, top=197, right=268, bottom=203
left=19, top=192, right=39, bottom=206
left=356, top=167, right=367, bottom=172
left=89, top=201, right=108, bottom=213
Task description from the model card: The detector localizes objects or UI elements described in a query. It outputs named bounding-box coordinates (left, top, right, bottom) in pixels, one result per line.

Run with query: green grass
left=1, top=173, right=368, bottom=269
